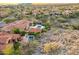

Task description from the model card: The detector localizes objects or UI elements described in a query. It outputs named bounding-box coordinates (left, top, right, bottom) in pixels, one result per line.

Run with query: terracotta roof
left=0, top=32, right=9, bottom=36
left=0, top=32, right=21, bottom=51
left=29, top=28, right=42, bottom=33
left=0, top=36, right=11, bottom=44
left=0, top=44, right=6, bottom=51
left=10, top=34, right=21, bottom=40
left=0, top=32, right=21, bottom=44
left=2, top=20, right=32, bottom=32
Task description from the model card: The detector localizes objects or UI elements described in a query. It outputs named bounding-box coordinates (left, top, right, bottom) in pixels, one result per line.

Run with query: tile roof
left=0, top=32, right=9, bottom=36
left=0, top=36, right=11, bottom=44
left=0, top=32, right=21, bottom=51
left=2, top=20, right=32, bottom=32
left=0, top=44, right=6, bottom=51
left=29, top=28, right=42, bottom=33
left=0, top=32, right=21, bottom=44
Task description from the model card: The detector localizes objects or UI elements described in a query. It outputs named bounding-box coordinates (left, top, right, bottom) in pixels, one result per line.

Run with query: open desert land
left=0, top=3, right=79, bottom=55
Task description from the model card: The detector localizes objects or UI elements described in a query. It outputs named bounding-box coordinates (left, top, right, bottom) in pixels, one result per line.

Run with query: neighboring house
left=30, top=24, right=45, bottom=30
left=33, top=21, right=45, bottom=30
left=29, top=24, right=45, bottom=33
left=0, top=32, right=21, bottom=51
left=0, top=22, right=6, bottom=28
left=33, top=24, right=45, bottom=30
left=29, top=21, right=45, bottom=33
left=2, top=20, right=33, bottom=32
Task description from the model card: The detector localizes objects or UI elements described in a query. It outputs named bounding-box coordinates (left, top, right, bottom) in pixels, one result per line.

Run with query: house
left=33, top=24, right=45, bottom=30
left=30, top=25, right=45, bottom=30
left=34, top=21, right=45, bottom=29
left=28, top=21, right=45, bottom=33
left=2, top=20, right=33, bottom=32
left=0, top=32, right=21, bottom=51
left=33, top=21, right=45, bottom=29
left=0, top=32, right=21, bottom=44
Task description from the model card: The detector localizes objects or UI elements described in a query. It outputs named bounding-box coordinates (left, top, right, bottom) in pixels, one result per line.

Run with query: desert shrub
left=12, top=28, right=26, bottom=36
left=20, top=31, right=27, bottom=36
left=43, top=22, right=51, bottom=31
left=3, top=44, right=13, bottom=55
left=0, top=8, right=13, bottom=18
left=27, top=40, right=39, bottom=54
left=2, top=18, right=16, bottom=23
left=57, top=17, right=67, bottom=23
left=12, top=41, right=21, bottom=55
left=59, top=23, right=73, bottom=29
left=75, top=12, right=79, bottom=17
left=21, top=40, right=39, bottom=55
left=62, top=12, right=79, bottom=19
left=43, top=42, right=61, bottom=54
left=71, top=23, right=79, bottom=30
left=67, top=46, right=78, bottom=55
left=12, top=28, right=21, bottom=34
left=28, top=32, right=40, bottom=37
left=0, top=51, right=4, bottom=55
left=13, top=41, right=20, bottom=50
left=26, top=48, right=35, bottom=55
left=29, top=40, right=39, bottom=48
left=3, top=41, right=21, bottom=55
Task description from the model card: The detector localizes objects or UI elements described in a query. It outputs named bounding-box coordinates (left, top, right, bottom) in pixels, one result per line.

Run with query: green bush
left=28, top=32, right=40, bottom=37
left=3, top=42, right=21, bottom=55
left=12, top=28, right=21, bottom=34
left=71, top=23, right=79, bottom=30
left=13, top=41, right=20, bottom=50
left=20, top=31, right=27, bottom=36
left=29, top=40, right=39, bottom=48
left=2, top=18, right=16, bottom=23
left=12, top=28, right=26, bottom=36
left=44, top=23, right=51, bottom=30
left=12, top=41, right=21, bottom=55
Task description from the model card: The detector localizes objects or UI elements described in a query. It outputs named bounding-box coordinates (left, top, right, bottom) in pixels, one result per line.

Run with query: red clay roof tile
left=29, top=28, right=42, bottom=33
left=2, top=20, right=32, bottom=31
